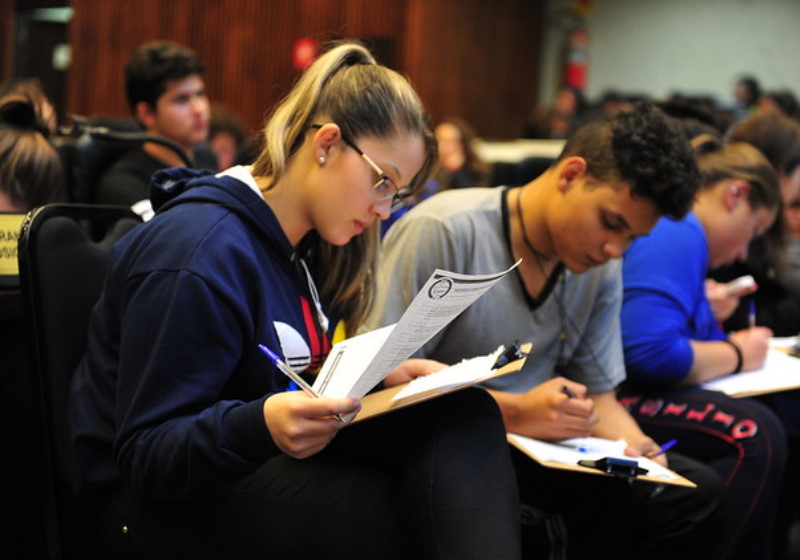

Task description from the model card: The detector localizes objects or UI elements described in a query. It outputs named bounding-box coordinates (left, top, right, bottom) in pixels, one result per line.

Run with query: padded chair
left=69, top=127, right=194, bottom=203
left=18, top=203, right=143, bottom=559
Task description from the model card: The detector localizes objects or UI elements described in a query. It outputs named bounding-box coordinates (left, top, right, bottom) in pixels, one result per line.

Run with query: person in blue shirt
left=67, top=41, right=522, bottom=559
left=621, top=136, right=788, bottom=560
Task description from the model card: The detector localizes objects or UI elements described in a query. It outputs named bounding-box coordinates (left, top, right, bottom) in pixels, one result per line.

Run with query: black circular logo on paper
left=428, top=278, right=453, bottom=299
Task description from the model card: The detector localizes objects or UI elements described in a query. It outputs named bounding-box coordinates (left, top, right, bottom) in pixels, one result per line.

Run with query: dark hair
left=0, top=77, right=56, bottom=134
left=557, top=102, right=700, bottom=220
left=761, top=90, right=800, bottom=121
left=656, top=97, right=728, bottom=139
left=209, top=104, right=247, bottom=145
left=125, top=41, right=204, bottom=114
left=737, top=76, right=762, bottom=107
left=0, top=94, right=60, bottom=210
left=728, top=111, right=800, bottom=177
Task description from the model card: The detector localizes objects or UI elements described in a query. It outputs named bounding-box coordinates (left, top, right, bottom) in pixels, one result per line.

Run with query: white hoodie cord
left=295, top=255, right=330, bottom=333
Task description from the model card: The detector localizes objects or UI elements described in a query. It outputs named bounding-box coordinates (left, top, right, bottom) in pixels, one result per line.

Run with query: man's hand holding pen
left=491, top=377, right=597, bottom=440
left=631, top=437, right=670, bottom=468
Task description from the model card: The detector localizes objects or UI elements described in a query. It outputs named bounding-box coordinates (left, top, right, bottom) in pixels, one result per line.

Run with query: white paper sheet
left=702, top=348, right=800, bottom=397
left=312, top=261, right=521, bottom=398
left=390, top=347, right=504, bottom=402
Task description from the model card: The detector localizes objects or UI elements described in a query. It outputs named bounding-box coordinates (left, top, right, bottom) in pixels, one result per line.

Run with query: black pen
left=561, top=385, right=576, bottom=399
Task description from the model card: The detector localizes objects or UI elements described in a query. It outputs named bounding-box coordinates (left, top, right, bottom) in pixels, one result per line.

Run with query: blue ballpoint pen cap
left=258, top=344, right=279, bottom=363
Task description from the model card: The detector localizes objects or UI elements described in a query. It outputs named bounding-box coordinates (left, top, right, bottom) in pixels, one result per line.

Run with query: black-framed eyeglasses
left=310, top=123, right=414, bottom=210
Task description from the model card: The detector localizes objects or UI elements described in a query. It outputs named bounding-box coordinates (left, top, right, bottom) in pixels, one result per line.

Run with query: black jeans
left=513, top=449, right=728, bottom=560
left=99, top=388, right=522, bottom=560
left=620, top=385, right=787, bottom=560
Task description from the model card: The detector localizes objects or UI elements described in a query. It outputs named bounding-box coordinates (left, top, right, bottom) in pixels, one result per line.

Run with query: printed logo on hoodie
left=273, top=296, right=331, bottom=374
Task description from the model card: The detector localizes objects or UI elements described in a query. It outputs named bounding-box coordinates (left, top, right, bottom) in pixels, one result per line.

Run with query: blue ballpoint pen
left=258, top=344, right=345, bottom=423
left=748, top=299, right=757, bottom=329
left=652, top=439, right=678, bottom=457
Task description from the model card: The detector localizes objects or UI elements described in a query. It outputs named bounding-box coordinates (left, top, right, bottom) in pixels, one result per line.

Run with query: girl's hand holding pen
left=728, top=326, right=773, bottom=372
left=263, top=392, right=361, bottom=459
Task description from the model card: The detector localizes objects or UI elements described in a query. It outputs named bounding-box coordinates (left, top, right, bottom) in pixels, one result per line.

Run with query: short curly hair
left=557, top=102, right=700, bottom=220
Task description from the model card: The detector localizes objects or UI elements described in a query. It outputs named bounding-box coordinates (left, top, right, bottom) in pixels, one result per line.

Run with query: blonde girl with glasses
left=68, top=41, right=522, bottom=559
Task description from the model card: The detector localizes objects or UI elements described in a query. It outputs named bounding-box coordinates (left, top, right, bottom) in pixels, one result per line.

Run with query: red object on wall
left=564, top=28, right=589, bottom=90
left=293, top=38, right=319, bottom=71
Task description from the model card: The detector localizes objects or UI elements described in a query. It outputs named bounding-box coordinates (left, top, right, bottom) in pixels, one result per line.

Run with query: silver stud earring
left=318, top=156, right=326, bottom=165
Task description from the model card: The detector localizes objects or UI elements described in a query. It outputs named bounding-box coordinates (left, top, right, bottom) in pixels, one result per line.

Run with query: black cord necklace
left=515, top=188, right=568, bottom=369
left=515, top=188, right=556, bottom=268
left=513, top=187, right=615, bottom=382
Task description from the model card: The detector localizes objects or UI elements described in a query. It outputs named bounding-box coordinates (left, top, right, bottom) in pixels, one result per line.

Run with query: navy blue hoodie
left=68, top=167, right=332, bottom=498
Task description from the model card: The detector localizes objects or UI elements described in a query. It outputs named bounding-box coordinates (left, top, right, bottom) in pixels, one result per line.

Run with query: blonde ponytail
left=253, top=41, right=437, bottom=333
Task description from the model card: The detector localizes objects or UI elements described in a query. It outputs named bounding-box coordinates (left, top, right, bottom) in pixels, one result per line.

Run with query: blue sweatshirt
left=68, top=167, right=332, bottom=498
left=621, top=213, right=725, bottom=388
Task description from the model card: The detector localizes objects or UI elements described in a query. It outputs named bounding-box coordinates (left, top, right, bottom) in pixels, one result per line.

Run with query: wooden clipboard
left=350, top=343, right=532, bottom=424
left=507, top=434, right=697, bottom=488
left=703, top=348, right=800, bottom=398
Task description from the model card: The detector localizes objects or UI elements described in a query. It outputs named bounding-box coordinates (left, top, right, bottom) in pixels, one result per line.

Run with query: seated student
left=67, top=42, right=522, bottom=559
left=710, top=112, right=800, bottom=336
left=365, top=103, right=728, bottom=559
left=381, top=116, right=490, bottom=236
left=620, top=137, right=788, bottom=560
left=434, top=117, right=491, bottom=190
left=0, top=77, right=58, bottom=135
left=0, top=94, right=60, bottom=212
left=95, top=41, right=212, bottom=208
left=732, top=75, right=762, bottom=120
left=208, top=103, right=257, bottom=171
left=783, top=194, right=800, bottom=301
left=758, top=89, right=800, bottom=121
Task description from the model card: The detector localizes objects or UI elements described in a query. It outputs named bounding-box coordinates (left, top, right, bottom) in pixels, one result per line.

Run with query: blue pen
left=748, top=299, right=757, bottom=328
left=653, top=439, right=678, bottom=457
left=258, top=344, right=345, bottom=423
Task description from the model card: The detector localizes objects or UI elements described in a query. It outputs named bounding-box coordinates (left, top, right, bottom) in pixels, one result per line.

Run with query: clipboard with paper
left=312, top=260, right=521, bottom=400
left=351, top=342, right=531, bottom=423
left=507, top=434, right=696, bottom=487
left=702, top=342, right=800, bottom=398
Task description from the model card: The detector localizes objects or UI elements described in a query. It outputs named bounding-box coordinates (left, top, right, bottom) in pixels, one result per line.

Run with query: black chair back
left=18, top=203, right=142, bottom=559
left=491, top=156, right=555, bottom=187
left=69, top=128, right=194, bottom=204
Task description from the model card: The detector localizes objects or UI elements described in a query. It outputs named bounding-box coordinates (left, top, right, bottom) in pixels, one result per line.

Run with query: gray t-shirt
left=366, top=187, right=626, bottom=393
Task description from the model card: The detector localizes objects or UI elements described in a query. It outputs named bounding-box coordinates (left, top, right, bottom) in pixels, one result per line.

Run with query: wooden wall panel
left=406, top=0, right=543, bottom=139
left=0, top=0, right=13, bottom=81
left=66, top=0, right=543, bottom=139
